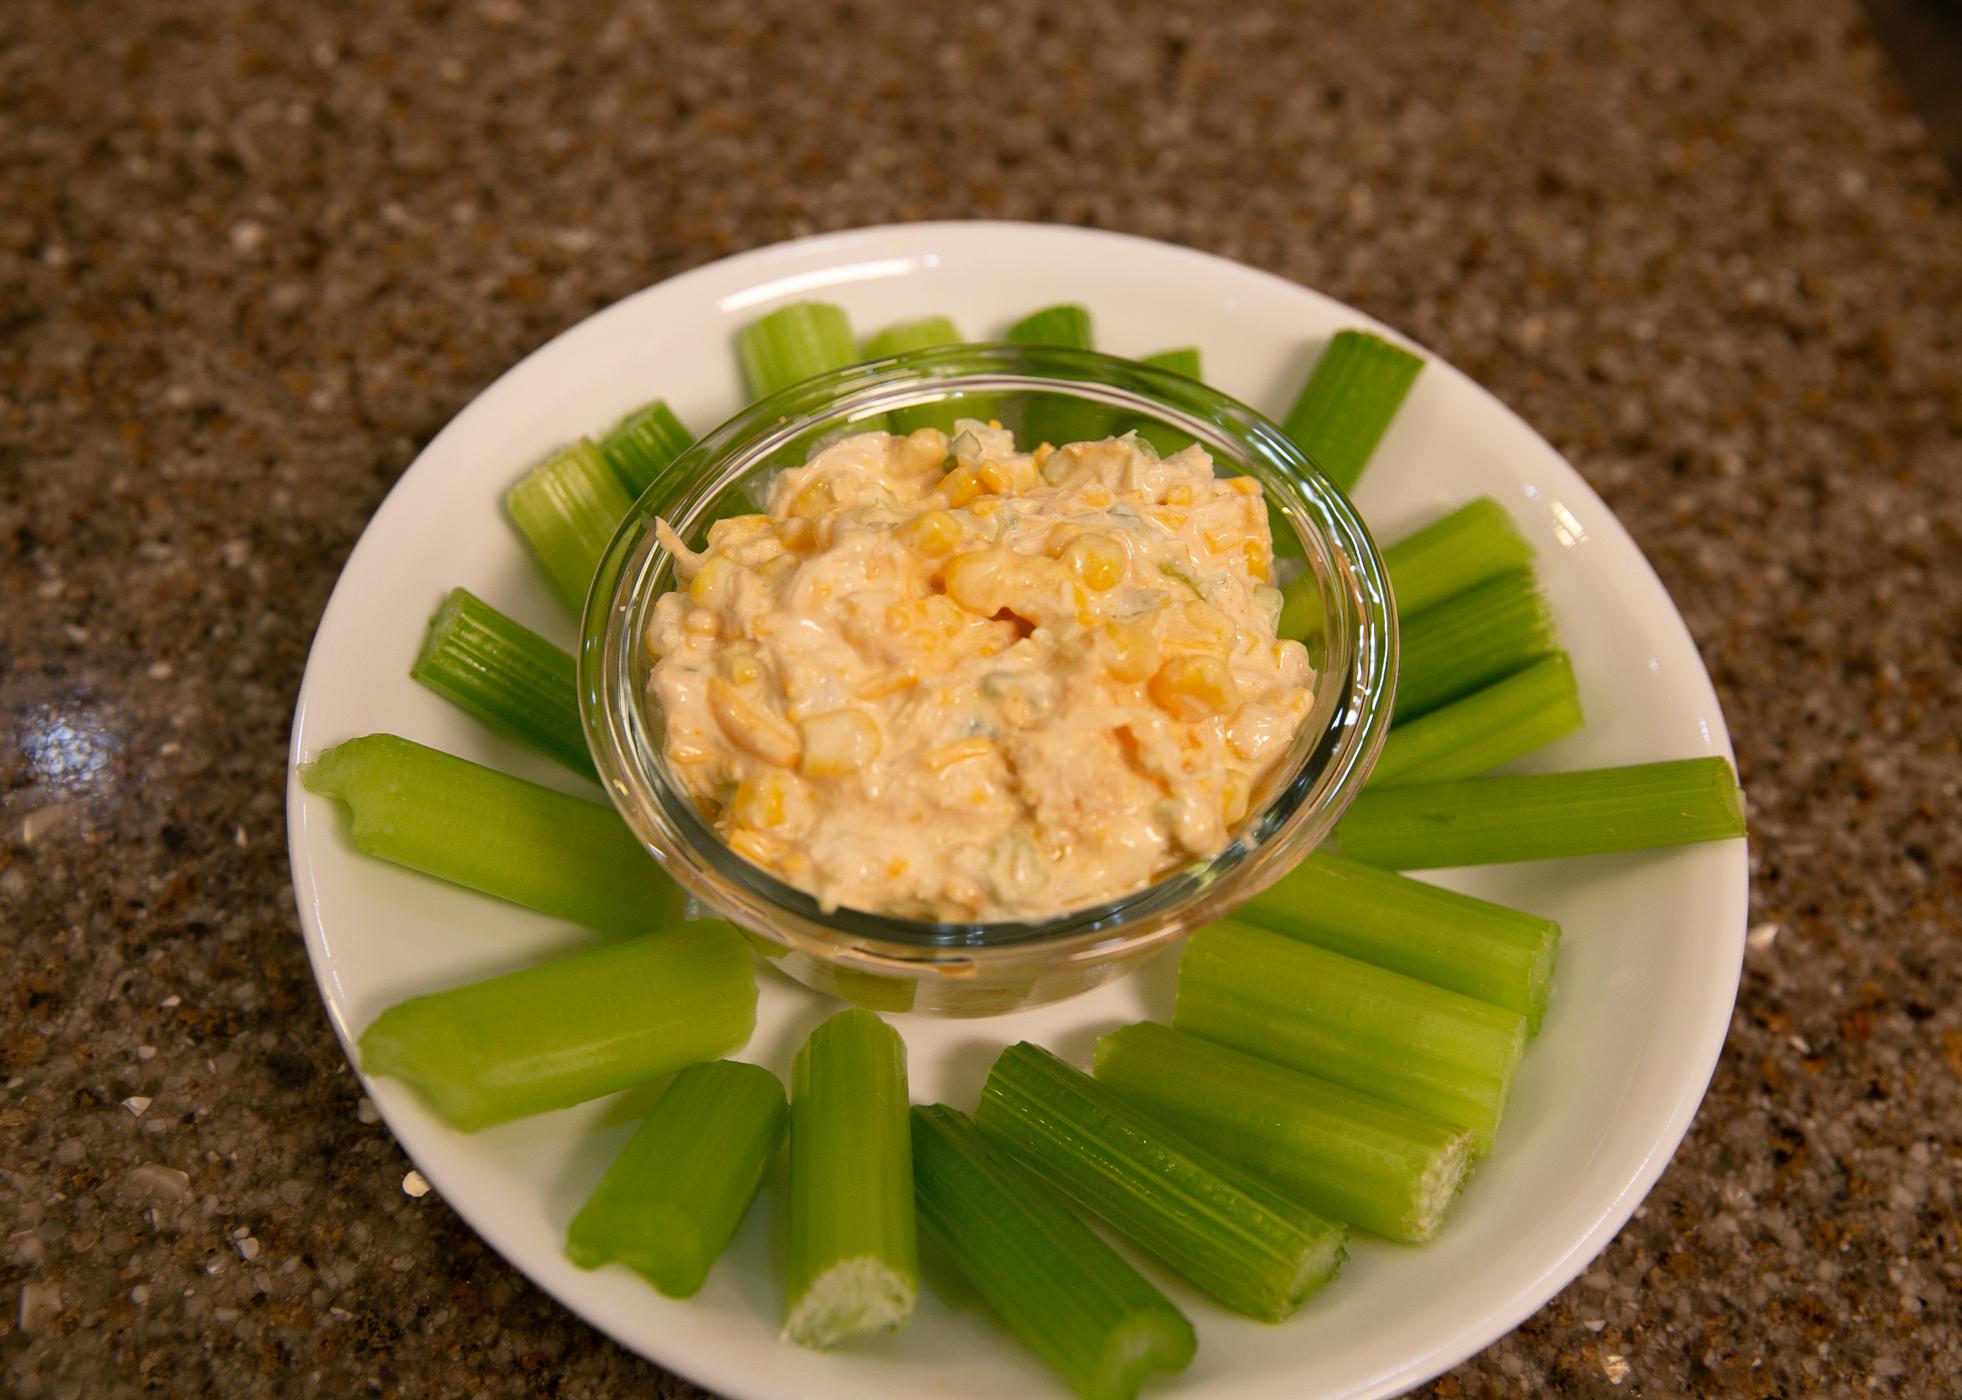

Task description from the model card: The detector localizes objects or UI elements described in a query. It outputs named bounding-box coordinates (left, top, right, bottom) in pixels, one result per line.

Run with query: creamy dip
left=644, top=422, right=1314, bottom=921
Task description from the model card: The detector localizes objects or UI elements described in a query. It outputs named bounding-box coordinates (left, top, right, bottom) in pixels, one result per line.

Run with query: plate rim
left=285, top=219, right=1746, bottom=1400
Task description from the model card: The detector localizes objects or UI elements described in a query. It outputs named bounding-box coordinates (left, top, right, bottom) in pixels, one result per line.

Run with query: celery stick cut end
left=1282, top=1232, right=1348, bottom=1316
left=357, top=1012, right=495, bottom=1133
left=1092, top=1310, right=1197, bottom=1400
left=567, top=1205, right=711, bottom=1297
left=781, top=1256, right=918, bottom=1349
left=1401, top=1131, right=1475, bottom=1244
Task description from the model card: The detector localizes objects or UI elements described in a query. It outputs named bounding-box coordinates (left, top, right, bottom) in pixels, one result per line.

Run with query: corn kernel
left=1183, top=601, right=1236, bottom=647
left=758, top=553, right=798, bottom=579
left=706, top=513, right=773, bottom=547
left=923, top=737, right=994, bottom=772
left=1243, top=540, right=1272, bottom=583
left=1147, top=655, right=1239, bottom=721
left=730, top=773, right=788, bottom=828
left=1144, top=507, right=1189, bottom=531
left=940, top=464, right=982, bottom=507
left=776, top=517, right=818, bottom=553
left=689, top=556, right=743, bottom=609
left=898, top=508, right=963, bottom=557
left=977, top=459, right=1016, bottom=495
left=1062, top=533, right=1126, bottom=592
left=708, top=677, right=800, bottom=767
left=726, top=829, right=779, bottom=866
left=1165, top=482, right=1195, bottom=507
left=785, top=478, right=835, bottom=519
left=1226, top=475, right=1261, bottom=496
left=716, top=646, right=762, bottom=685
left=684, top=607, right=720, bottom=637
left=1080, top=486, right=1113, bottom=508
left=1220, top=769, right=1252, bottom=825
left=854, top=669, right=919, bottom=700
left=942, top=549, right=1008, bottom=616
left=799, top=708, right=881, bottom=777
left=903, top=427, right=949, bottom=468
left=1100, top=619, right=1161, bottom=683
left=1032, top=443, right=1055, bottom=471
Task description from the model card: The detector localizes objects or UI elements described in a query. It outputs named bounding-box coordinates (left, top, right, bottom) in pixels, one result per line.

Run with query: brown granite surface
left=3, top=0, right=1958, bottom=1395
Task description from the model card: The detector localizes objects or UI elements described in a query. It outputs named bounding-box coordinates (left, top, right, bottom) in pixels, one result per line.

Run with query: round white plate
left=287, top=222, right=1746, bottom=1400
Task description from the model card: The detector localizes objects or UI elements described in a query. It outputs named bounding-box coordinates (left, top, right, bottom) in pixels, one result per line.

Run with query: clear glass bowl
left=580, top=346, right=1396, bottom=1016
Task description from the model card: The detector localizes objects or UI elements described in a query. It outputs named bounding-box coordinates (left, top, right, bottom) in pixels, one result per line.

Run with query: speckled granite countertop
left=4, top=0, right=1958, bottom=1395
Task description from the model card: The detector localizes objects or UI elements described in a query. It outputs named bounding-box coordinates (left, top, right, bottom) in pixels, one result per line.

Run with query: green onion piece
left=566, top=1059, right=786, bottom=1296
left=912, top=1104, right=1196, bottom=1400
left=1094, top=1025, right=1471, bottom=1243
left=1372, top=652, right=1583, bottom=786
left=784, top=1010, right=917, bottom=1348
left=1240, top=850, right=1561, bottom=1034
left=1395, top=568, right=1557, bottom=723
left=505, top=437, right=634, bottom=613
left=599, top=400, right=694, bottom=499
left=358, top=922, right=757, bottom=1131
left=1338, top=756, right=1749, bottom=870
left=1176, top=921, right=1526, bottom=1154
left=299, top=733, right=686, bottom=936
left=1382, top=497, right=1535, bottom=618
left=1005, top=304, right=1094, bottom=349
left=1281, top=329, right=1425, bottom=493
left=1139, top=347, right=1202, bottom=380
left=410, top=588, right=594, bottom=781
left=739, top=302, right=860, bottom=400
left=977, top=1042, right=1346, bottom=1322
left=863, top=316, right=963, bottom=359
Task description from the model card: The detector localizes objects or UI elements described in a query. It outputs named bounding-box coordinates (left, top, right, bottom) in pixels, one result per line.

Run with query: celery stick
left=1139, top=347, right=1202, bottom=379
left=1240, top=850, right=1561, bottom=1034
left=410, top=588, right=594, bottom=781
left=599, top=399, right=694, bottom=499
left=1281, top=330, right=1424, bottom=493
left=1005, top=304, right=1094, bottom=349
left=977, top=1042, right=1346, bottom=1321
left=1176, top=921, right=1526, bottom=1154
left=358, top=922, right=757, bottom=1131
left=1382, top=497, right=1535, bottom=619
left=863, top=316, right=962, bottom=359
left=1371, top=652, right=1583, bottom=786
left=299, top=734, right=685, bottom=936
left=1395, top=568, right=1557, bottom=722
left=784, top=1010, right=917, bottom=1348
left=566, top=1059, right=786, bottom=1296
left=505, top=437, right=633, bottom=613
left=1338, top=756, right=1749, bottom=869
left=1094, top=1024, right=1472, bottom=1243
left=739, top=302, right=860, bottom=399
left=862, top=317, right=976, bottom=435
left=912, top=1104, right=1195, bottom=1400
left=1007, top=305, right=1110, bottom=446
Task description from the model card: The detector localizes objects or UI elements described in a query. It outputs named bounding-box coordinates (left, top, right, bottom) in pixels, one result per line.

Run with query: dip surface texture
left=645, top=424, right=1313, bottom=920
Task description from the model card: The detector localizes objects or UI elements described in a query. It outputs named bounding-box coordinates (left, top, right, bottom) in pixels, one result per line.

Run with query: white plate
left=287, top=222, right=1746, bottom=1400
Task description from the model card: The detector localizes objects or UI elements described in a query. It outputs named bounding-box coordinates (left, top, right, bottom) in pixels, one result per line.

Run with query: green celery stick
left=1005, top=304, right=1094, bottom=349
left=1139, top=347, right=1202, bottom=379
left=410, top=588, right=594, bottom=781
left=1007, top=305, right=1111, bottom=447
left=862, top=315, right=962, bottom=359
left=977, top=1042, right=1346, bottom=1321
left=862, top=317, right=978, bottom=435
left=506, top=437, right=633, bottom=613
left=358, top=922, right=757, bottom=1131
left=1240, top=850, right=1561, bottom=1034
left=1176, top=921, right=1526, bottom=1154
left=912, top=1104, right=1196, bottom=1400
left=1281, top=329, right=1425, bottom=493
left=783, top=1010, right=917, bottom=1348
left=1094, top=1023, right=1472, bottom=1243
left=1371, top=652, right=1583, bottom=786
left=739, top=302, right=860, bottom=399
left=299, top=734, right=685, bottom=936
left=1382, top=497, right=1535, bottom=619
left=1130, top=348, right=1206, bottom=456
left=1395, top=568, right=1557, bottom=722
left=565, top=1059, right=786, bottom=1296
left=599, top=400, right=694, bottom=499
left=1278, top=493, right=1533, bottom=642
left=1338, top=756, right=1749, bottom=870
